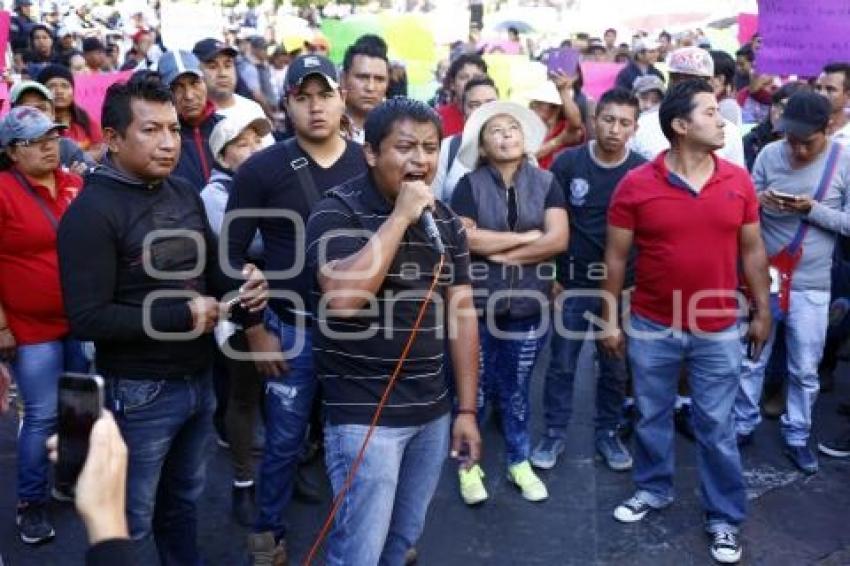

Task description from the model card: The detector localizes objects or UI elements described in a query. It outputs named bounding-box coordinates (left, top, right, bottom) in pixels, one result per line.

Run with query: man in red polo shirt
left=600, top=79, right=771, bottom=565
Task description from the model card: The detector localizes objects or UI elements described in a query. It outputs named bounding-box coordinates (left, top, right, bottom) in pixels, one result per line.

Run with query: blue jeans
left=324, top=413, right=450, bottom=566
left=255, top=312, right=316, bottom=540
left=735, top=289, right=830, bottom=446
left=105, top=371, right=215, bottom=566
left=12, top=336, right=88, bottom=503
left=477, top=315, right=547, bottom=466
left=627, top=314, right=746, bottom=532
left=542, top=295, right=628, bottom=439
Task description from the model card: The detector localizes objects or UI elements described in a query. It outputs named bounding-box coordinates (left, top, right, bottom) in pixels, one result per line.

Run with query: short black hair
left=596, top=88, right=640, bottom=119
left=445, top=53, right=487, bottom=87
left=659, top=78, right=714, bottom=144
left=658, top=30, right=671, bottom=42
left=461, top=75, right=498, bottom=107
left=29, top=24, right=52, bottom=43
left=710, top=50, right=736, bottom=87
left=735, top=45, right=755, bottom=63
left=364, top=97, right=442, bottom=152
left=508, top=26, right=519, bottom=36
left=773, top=81, right=809, bottom=104
left=604, top=28, right=617, bottom=36
left=102, top=70, right=174, bottom=136
left=822, top=62, right=850, bottom=92
left=343, top=35, right=389, bottom=73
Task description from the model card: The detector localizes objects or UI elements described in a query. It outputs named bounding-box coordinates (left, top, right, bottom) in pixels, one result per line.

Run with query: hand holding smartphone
left=769, top=189, right=798, bottom=202
left=57, top=373, right=104, bottom=487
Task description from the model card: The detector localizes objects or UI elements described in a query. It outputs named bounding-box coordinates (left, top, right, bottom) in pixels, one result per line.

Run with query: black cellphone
left=56, top=373, right=104, bottom=487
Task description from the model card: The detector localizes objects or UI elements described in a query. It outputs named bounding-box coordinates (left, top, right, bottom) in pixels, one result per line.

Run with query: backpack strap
left=447, top=135, right=462, bottom=170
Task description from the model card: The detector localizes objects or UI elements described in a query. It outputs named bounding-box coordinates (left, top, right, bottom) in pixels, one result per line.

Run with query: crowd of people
left=0, top=2, right=850, bottom=566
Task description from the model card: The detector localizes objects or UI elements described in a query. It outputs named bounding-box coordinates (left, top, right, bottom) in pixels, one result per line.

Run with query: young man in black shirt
left=530, top=89, right=646, bottom=472
left=306, top=98, right=481, bottom=565
left=57, top=72, right=268, bottom=565
left=224, top=54, right=366, bottom=563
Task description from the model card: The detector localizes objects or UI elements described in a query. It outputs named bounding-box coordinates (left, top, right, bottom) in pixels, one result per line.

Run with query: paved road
left=2, top=341, right=850, bottom=565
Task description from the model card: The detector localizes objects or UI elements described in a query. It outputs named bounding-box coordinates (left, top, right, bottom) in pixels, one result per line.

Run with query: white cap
left=666, top=47, right=714, bottom=78
left=209, top=113, right=272, bottom=166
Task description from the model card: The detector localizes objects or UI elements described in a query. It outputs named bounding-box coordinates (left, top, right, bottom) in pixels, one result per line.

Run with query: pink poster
left=580, top=62, right=624, bottom=101
left=738, top=13, right=758, bottom=45
left=73, top=71, right=133, bottom=123
left=0, top=11, right=9, bottom=71
left=0, top=81, right=8, bottom=118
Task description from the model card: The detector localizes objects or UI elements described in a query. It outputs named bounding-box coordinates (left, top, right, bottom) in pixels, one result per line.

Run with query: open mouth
left=403, top=172, right=427, bottom=181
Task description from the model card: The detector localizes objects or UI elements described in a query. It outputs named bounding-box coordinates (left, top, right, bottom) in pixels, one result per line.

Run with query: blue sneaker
left=596, top=430, right=633, bottom=471
left=530, top=435, right=566, bottom=470
left=784, top=444, right=818, bottom=475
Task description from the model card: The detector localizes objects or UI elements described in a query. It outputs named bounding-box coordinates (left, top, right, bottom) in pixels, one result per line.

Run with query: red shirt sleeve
left=607, top=175, right=637, bottom=230
left=740, top=172, right=759, bottom=224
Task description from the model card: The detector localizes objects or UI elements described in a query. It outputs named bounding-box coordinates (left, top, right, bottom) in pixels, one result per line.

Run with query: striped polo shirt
left=306, top=173, right=471, bottom=427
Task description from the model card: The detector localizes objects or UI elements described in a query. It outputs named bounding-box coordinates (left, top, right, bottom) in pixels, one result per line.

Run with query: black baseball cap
left=193, top=38, right=238, bottom=63
left=284, top=54, right=339, bottom=94
left=776, top=90, right=831, bottom=138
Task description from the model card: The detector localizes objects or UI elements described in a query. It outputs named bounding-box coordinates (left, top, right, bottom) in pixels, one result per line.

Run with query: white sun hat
left=456, top=100, right=547, bottom=170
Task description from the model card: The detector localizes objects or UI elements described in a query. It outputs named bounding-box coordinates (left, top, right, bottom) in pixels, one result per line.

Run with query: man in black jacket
left=57, top=71, right=268, bottom=566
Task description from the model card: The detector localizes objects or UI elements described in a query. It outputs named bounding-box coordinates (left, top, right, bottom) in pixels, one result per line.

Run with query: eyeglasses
left=13, top=133, right=61, bottom=149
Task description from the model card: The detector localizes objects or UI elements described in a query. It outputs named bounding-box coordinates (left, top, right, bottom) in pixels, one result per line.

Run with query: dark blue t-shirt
left=551, top=142, right=646, bottom=288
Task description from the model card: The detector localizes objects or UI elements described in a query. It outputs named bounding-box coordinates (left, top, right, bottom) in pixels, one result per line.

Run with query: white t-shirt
left=215, top=94, right=275, bottom=148
left=432, top=134, right=471, bottom=203
left=630, top=107, right=746, bottom=168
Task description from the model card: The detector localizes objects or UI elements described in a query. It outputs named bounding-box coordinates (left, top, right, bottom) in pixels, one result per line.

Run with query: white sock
left=233, top=480, right=254, bottom=489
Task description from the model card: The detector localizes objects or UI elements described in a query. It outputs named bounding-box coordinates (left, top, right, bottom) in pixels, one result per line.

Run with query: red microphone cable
left=303, top=255, right=446, bottom=566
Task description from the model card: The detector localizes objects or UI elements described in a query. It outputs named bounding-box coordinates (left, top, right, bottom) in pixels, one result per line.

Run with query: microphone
left=419, top=208, right=446, bottom=256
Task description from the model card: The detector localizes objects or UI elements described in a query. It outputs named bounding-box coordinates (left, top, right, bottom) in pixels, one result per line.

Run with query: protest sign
left=580, top=62, right=624, bottom=101
left=0, top=11, right=9, bottom=71
left=738, top=13, right=758, bottom=46
left=74, top=71, right=133, bottom=123
left=756, top=0, right=850, bottom=77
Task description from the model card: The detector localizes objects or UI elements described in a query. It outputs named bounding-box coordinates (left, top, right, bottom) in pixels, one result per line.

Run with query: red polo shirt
left=436, top=103, right=464, bottom=138
left=608, top=152, right=759, bottom=332
left=0, top=168, right=83, bottom=345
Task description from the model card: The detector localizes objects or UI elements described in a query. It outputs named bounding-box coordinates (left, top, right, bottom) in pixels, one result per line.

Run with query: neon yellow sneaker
left=458, top=464, right=488, bottom=505
left=507, top=461, right=548, bottom=502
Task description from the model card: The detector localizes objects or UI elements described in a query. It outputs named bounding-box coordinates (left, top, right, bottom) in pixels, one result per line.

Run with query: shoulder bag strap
left=11, top=169, right=59, bottom=231
left=282, top=138, right=322, bottom=210
left=788, top=143, right=842, bottom=254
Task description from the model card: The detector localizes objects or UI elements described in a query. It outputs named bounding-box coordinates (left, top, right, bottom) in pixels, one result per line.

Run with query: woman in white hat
left=450, top=101, right=569, bottom=505
left=527, top=70, right=589, bottom=169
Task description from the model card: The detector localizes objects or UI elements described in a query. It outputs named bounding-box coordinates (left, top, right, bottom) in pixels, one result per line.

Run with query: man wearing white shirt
left=630, top=47, right=745, bottom=167
left=193, top=37, right=275, bottom=147
left=815, top=62, right=850, bottom=147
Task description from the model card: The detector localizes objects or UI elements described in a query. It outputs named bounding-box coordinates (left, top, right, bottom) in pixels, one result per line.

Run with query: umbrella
left=492, top=20, right=535, bottom=34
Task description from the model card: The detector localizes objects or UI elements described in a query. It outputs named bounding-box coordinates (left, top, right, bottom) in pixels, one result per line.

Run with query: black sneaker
left=818, top=430, right=850, bottom=458
left=16, top=502, right=55, bottom=545
left=784, top=444, right=818, bottom=475
left=232, top=484, right=256, bottom=528
left=709, top=530, right=742, bottom=563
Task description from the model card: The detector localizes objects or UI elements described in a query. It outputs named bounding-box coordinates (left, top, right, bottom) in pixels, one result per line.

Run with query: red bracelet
left=456, top=408, right=477, bottom=416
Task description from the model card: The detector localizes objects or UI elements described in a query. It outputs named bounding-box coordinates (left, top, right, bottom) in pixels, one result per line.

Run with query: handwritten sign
left=0, top=11, right=9, bottom=71
left=73, top=71, right=133, bottom=123
left=738, top=13, right=758, bottom=46
left=580, top=62, right=625, bottom=101
left=756, top=0, right=850, bottom=77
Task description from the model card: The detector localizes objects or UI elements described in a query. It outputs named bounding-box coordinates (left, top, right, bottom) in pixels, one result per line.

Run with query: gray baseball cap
left=0, top=106, right=65, bottom=147
left=158, top=50, right=204, bottom=87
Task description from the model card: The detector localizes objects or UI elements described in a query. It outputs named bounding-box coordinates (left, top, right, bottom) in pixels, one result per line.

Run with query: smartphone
left=769, top=189, right=798, bottom=201
left=56, top=373, right=104, bottom=487
left=545, top=47, right=581, bottom=76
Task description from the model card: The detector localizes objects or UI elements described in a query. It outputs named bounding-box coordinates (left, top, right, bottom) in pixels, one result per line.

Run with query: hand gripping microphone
left=419, top=207, right=446, bottom=256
